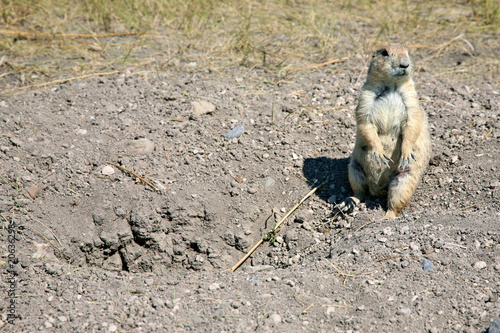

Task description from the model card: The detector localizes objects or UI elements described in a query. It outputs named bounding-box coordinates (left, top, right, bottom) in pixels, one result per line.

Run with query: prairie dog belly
left=371, top=90, right=407, bottom=139
left=364, top=91, right=407, bottom=194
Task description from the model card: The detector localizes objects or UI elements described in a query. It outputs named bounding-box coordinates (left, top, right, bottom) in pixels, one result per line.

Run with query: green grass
left=0, top=0, right=498, bottom=91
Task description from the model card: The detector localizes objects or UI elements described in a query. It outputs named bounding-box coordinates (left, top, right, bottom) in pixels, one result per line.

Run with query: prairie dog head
left=367, top=45, right=413, bottom=83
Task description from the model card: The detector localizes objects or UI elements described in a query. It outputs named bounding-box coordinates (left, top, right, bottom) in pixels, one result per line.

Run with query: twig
left=302, top=303, right=314, bottom=313
left=2, top=70, right=121, bottom=94
left=376, top=255, right=402, bottom=262
left=106, top=161, right=158, bottom=191
left=34, top=171, right=55, bottom=186
left=323, top=258, right=356, bottom=277
left=0, top=29, right=147, bottom=39
left=355, top=219, right=374, bottom=232
left=459, top=200, right=484, bottom=211
left=231, top=180, right=327, bottom=272
left=288, top=57, right=349, bottom=75
left=481, top=127, right=493, bottom=141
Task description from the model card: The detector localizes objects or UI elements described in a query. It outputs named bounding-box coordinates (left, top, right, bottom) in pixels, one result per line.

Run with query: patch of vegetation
left=0, top=0, right=498, bottom=91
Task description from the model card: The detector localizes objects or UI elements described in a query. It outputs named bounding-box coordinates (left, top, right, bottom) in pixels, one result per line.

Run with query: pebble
left=264, top=177, right=275, bottom=189
left=230, top=301, right=241, bottom=309
left=450, top=155, right=459, bottom=164
left=126, top=138, right=155, bottom=154
left=108, top=324, right=118, bottom=332
left=326, top=307, right=336, bottom=317
left=267, top=313, right=281, bottom=325
left=247, top=187, right=257, bottom=194
left=22, top=186, right=42, bottom=199
left=396, top=308, right=412, bottom=316
left=208, top=283, right=220, bottom=291
left=488, top=315, right=500, bottom=333
left=383, top=227, right=393, bottom=235
left=327, top=194, right=337, bottom=203
left=191, top=101, right=216, bottom=116
left=10, top=137, right=22, bottom=147
left=422, top=259, right=434, bottom=271
left=101, top=165, right=115, bottom=175
left=223, top=125, right=245, bottom=138
left=473, top=261, right=487, bottom=270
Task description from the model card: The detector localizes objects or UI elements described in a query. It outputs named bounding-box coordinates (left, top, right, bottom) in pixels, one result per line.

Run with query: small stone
left=450, top=156, right=459, bottom=164
left=247, top=187, right=257, bottom=194
left=494, top=264, right=500, bottom=271
left=422, top=259, right=434, bottom=271
left=286, top=280, right=295, bottom=287
left=327, top=195, right=337, bottom=204
left=409, top=242, right=420, bottom=251
left=396, top=308, right=412, bottom=316
left=101, top=165, right=115, bottom=175
left=267, top=313, right=281, bottom=325
left=230, top=301, right=241, bottom=309
left=58, top=316, right=67, bottom=322
left=108, top=324, right=118, bottom=332
left=489, top=181, right=500, bottom=189
left=264, top=177, right=275, bottom=189
left=223, top=125, right=245, bottom=138
left=326, top=307, right=336, bottom=317
left=10, top=137, right=22, bottom=147
left=191, top=101, right=216, bottom=116
left=144, top=278, right=155, bottom=285
left=126, top=138, right=155, bottom=154
left=383, top=227, right=393, bottom=235
left=488, top=315, right=500, bottom=333
left=44, top=321, right=53, bottom=328
left=473, top=261, right=487, bottom=270
left=75, top=129, right=87, bottom=135
left=22, top=186, right=42, bottom=199
left=208, top=283, right=220, bottom=291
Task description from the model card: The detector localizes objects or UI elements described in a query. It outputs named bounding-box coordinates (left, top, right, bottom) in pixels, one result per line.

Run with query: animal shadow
left=302, top=156, right=350, bottom=203
left=302, top=156, right=383, bottom=211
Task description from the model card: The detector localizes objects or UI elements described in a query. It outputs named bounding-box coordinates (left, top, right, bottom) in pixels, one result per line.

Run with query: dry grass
left=1, top=0, right=499, bottom=91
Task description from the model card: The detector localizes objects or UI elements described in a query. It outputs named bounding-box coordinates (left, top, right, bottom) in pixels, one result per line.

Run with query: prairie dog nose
left=400, top=56, right=410, bottom=68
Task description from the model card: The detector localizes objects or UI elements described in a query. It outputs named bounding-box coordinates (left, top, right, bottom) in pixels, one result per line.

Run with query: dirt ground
left=1, top=6, right=500, bottom=332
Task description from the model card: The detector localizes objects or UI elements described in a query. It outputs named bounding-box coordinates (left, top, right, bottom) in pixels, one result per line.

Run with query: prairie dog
left=338, top=45, right=431, bottom=218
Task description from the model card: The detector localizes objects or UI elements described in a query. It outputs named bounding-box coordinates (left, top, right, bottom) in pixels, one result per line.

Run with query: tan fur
left=338, top=45, right=431, bottom=218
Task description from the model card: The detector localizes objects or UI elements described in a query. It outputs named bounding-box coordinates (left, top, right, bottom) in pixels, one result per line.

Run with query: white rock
left=108, top=323, right=118, bottom=332
left=101, top=165, right=115, bottom=175
left=127, top=138, right=154, bottom=154
left=267, top=313, right=281, bottom=325
left=396, top=308, right=412, bottom=316
left=326, top=307, right=336, bottom=316
left=191, top=101, right=215, bottom=116
left=208, top=283, right=220, bottom=291
left=473, top=261, right=487, bottom=270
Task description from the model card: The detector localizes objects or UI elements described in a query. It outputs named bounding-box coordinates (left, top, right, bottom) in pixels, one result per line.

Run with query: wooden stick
left=459, top=199, right=484, bottom=211
left=106, top=161, right=158, bottom=191
left=231, top=180, right=327, bottom=272
left=288, top=57, right=349, bottom=75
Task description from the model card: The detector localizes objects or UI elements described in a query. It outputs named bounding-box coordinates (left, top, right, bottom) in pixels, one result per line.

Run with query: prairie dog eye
left=381, top=49, right=389, bottom=57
